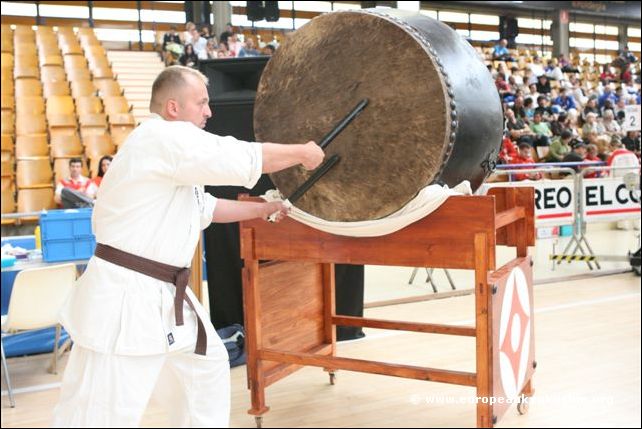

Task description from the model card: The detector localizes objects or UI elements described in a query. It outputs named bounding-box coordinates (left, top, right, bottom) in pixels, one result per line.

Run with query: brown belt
left=94, top=243, right=207, bottom=355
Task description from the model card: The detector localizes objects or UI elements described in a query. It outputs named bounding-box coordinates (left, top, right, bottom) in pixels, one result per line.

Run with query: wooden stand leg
left=243, top=258, right=270, bottom=418
left=322, top=263, right=337, bottom=385
left=475, top=233, right=494, bottom=428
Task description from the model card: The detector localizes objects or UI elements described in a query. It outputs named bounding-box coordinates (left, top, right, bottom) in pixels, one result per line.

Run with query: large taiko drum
left=254, top=9, right=502, bottom=222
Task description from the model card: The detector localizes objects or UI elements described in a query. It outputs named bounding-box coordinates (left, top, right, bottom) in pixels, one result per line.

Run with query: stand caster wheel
left=329, top=372, right=336, bottom=385
left=517, top=398, right=530, bottom=415
left=255, top=416, right=263, bottom=428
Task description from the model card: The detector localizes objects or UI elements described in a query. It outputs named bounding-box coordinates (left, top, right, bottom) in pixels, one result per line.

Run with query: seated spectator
left=598, top=84, right=618, bottom=109
left=582, top=112, right=606, bottom=136
left=227, top=34, right=243, bottom=57
left=262, top=44, right=276, bottom=56
left=499, top=133, right=518, bottom=164
left=599, top=64, right=617, bottom=85
left=206, top=38, right=218, bottom=59
left=238, top=38, right=260, bottom=57
left=545, top=58, right=565, bottom=81
left=511, top=143, right=542, bottom=181
left=509, top=67, right=523, bottom=86
left=536, top=74, right=551, bottom=94
left=568, top=76, right=587, bottom=105
left=179, top=44, right=199, bottom=68
left=526, top=83, right=539, bottom=105
left=495, top=73, right=513, bottom=99
left=566, top=110, right=582, bottom=139
left=582, top=143, right=605, bottom=178
left=601, top=99, right=616, bottom=119
left=506, top=108, right=535, bottom=145
left=534, top=96, right=554, bottom=121
left=620, top=63, right=633, bottom=85
left=200, top=25, right=214, bottom=40
left=550, top=112, right=569, bottom=137
left=512, top=96, right=526, bottom=119
left=528, top=56, right=546, bottom=79
left=559, top=53, right=579, bottom=73
left=217, top=42, right=234, bottom=58
left=582, top=96, right=600, bottom=121
left=162, top=25, right=182, bottom=66
left=529, top=112, right=553, bottom=149
left=602, top=110, right=623, bottom=137
left=54, top=158, right=92, bottom=206
left=190, top=29, right=208, bottom=60
left=523, top=97, right=535, bottom=121
left=219, top=22, right=234, bottom=46
left=87, top=155, right=112, bottom=199
left=492, top=39, right=514, bottom=61
left=552, top=87, right=577, bottom=113
left=622, top=131, right=641, bottom=156
left=183, top=21, right=196, bottom=45
left=617, top=45, right=638, bottom=65
left=546, top=130, right=573, bottom=162
left=562, top=140, right=588, bottom=171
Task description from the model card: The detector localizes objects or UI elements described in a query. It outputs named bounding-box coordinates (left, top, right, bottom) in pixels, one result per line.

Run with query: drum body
left=254, top=9, right=502, bottom=222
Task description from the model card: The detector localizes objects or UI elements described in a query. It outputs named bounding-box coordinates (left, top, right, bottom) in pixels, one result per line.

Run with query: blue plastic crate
left=40, top=209, right=96, bottom=262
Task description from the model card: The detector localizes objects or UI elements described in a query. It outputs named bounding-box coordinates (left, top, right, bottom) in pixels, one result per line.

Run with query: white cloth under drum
left=262, top=181, right=472, bottom=237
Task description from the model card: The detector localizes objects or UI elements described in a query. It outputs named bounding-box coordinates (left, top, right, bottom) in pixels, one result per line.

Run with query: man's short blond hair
left=149, top=65, right=209, bottom=112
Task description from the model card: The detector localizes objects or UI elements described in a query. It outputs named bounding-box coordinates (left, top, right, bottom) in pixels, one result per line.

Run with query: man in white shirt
left=53, top=158, right=92, bottom=206
left=191, top=29, right=208, bottom=60
left=52, top=65, right=324, bottom=427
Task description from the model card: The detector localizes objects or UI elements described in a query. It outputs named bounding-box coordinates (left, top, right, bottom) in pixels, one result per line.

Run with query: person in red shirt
left=511, top=143, right=542, bottom=181
left=54, top=158, right=92, bottom=206
left=584, top=143, right=603, bottom=178
left=86, top=155, right=113, bottom=199
left=499, top=134, right=518, bottom=164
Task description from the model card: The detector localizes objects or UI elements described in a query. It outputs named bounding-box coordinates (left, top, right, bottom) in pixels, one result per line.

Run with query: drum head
left=255, top=11, right=450, bottom=222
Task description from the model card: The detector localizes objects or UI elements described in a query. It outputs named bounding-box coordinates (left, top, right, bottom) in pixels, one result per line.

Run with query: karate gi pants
left=52, top=337, right=230, bottom=427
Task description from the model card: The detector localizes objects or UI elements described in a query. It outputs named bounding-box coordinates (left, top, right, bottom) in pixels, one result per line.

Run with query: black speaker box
left=246, top=1, right=265, bottom=22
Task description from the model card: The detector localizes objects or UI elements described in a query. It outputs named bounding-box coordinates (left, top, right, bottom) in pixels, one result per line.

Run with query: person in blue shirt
left=492, top=39, right=515, bottom=62
left=598, top=86, right=618, bottom=109
left=553, top=87, right=577, bottom=112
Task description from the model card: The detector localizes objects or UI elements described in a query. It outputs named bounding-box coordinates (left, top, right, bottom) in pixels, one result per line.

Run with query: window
left=594, top=25, right=618, bottom=36
left=569, top=22, right=594, bottom=34
left=595, top=39, right=619, bottom=51
left=139, top=9, right=185, bottom=23
left=627, top=27, right=641, bottom=38
left=93, top=28, right=155, bottom=43
left=397, top=1, right=420, bottom=11
left=470, top=30, right=499, bottom=41
left=516, top=34, right=552, bottom=46
left=292, top=1, right=332, bottom=12
left=332, top=3, right=360, bottom=10
left=39, top=4, right=89, bottom=19
left=92, top=7, right=140, bottom=22
left=518, top=18, right=552, bottom=30
left=570, top=37, right=594, bottom=49
left=470, top=14, right=499, bottom=25
left=438, top=11, right=468, bottom=24
left=0, top=1, right=37, bottom=17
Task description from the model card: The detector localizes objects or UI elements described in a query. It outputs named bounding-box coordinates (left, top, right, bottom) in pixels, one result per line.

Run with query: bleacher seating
left=0, top=24, right=134, bottom=221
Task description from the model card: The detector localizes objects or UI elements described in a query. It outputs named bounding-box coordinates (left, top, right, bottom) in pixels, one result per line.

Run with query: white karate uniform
left=53, top=114, right=263, bottom=427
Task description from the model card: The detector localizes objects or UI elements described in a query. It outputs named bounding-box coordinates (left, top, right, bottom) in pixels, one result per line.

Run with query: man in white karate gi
left=52, top=65, right=324, bottom=427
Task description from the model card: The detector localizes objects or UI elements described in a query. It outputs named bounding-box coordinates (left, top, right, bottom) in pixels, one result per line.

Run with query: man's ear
left=166, top=99, right=180, bottom=119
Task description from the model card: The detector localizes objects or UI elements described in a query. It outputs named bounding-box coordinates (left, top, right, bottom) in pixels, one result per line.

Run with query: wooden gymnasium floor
left=1, top=270, right=640, bottom=428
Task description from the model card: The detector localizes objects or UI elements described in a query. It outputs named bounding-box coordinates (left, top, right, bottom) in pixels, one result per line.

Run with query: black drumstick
left=268, top=155, right=341, bottom=222
left=318, top=98, right=369, bottom=150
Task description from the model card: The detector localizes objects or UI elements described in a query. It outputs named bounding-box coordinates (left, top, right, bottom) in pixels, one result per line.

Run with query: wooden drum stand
left=239, top=186, right=536, bottom=427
